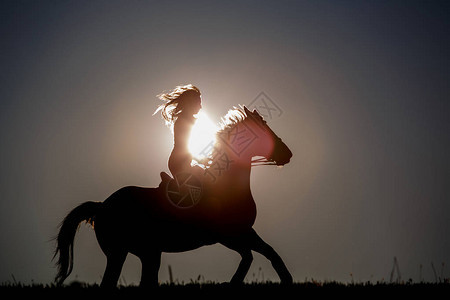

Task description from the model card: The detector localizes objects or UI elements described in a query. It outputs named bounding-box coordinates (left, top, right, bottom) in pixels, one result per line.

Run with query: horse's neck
left=226, top=159, right=251, bottom=185
left=205, top=122, right=254, bottom=196
left=218, top=158, right=256, bottom=224
left=213, top=157, right=252, bottom=197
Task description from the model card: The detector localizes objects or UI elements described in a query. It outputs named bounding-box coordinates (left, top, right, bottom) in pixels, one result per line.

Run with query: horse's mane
left=192, top=106, right=249, bottom=168
left=193, top=106, right=276, bottom=170
left=216, top=106, right=248, bottom=136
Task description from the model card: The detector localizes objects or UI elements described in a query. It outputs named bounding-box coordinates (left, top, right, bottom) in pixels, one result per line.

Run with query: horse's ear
left=243, top=106, right=251, bottom=114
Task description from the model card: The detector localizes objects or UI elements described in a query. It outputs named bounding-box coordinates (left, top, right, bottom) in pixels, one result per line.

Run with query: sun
left=189, top=111, right=218, bottom=160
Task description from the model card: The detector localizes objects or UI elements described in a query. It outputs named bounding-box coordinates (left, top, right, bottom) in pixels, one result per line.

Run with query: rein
left=251, top=157, right=277, bottom=167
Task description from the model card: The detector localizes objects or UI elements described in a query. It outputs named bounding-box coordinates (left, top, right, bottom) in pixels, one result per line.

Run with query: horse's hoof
left=281, top=276, right=294, bottom=285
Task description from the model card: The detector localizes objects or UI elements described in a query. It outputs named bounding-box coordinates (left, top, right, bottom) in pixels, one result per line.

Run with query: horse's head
left=204, top=106, right=292, bottom=183
left=242, top=106, right=292, bottom=166
left=214, top=106, right=292, bottom=168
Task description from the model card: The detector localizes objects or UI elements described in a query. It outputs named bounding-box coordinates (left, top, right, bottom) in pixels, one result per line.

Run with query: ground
left=1, top=281, right=448, bottom=298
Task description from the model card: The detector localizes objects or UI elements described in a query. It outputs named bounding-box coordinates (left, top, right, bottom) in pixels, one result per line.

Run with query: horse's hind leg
left=138, top=251, right=161, bottom=288
left=100, top=251, right=127, bottom=288
left=248, top=229, right=293, bottom=284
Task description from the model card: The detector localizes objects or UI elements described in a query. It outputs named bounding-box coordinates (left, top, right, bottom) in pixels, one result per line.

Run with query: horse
left=53, top=106, right=293, bottom=288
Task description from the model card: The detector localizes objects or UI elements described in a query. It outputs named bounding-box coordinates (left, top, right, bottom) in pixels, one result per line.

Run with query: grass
left=1, top=280, right=448, bottom=298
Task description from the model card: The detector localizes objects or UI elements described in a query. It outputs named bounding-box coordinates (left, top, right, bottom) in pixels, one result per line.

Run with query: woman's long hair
left=154, top=84, right=201, bottom=127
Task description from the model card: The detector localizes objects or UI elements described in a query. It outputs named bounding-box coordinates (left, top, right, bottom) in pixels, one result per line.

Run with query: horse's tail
left=53, top=201, right=102, bottom=285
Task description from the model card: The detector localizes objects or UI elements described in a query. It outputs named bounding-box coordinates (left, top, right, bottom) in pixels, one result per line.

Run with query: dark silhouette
left=53, top=106, right=293, bottom=288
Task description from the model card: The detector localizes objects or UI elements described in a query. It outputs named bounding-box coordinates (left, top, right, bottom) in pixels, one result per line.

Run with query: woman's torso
left=168, top=115, right=196, bottom=176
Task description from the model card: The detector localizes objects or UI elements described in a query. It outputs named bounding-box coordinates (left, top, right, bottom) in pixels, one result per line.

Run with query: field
left=1, top=281, right=448, bottom=298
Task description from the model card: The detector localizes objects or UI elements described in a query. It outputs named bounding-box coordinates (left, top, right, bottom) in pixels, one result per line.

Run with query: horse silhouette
left=53, top=106, right=293, bottom=287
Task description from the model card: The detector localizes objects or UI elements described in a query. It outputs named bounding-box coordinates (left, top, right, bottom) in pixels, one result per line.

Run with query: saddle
left=160, top=171, right=172, bottom=184
left=158, top=171, right=204, bottom=209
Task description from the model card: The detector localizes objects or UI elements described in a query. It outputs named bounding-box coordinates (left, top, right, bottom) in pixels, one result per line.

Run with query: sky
left=1, top=0, right=449, bottom=284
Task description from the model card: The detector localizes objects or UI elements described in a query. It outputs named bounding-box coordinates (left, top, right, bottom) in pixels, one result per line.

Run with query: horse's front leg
left=248, top=229, right=293, bottom=284
left=220, top=236, right=253, bottom=284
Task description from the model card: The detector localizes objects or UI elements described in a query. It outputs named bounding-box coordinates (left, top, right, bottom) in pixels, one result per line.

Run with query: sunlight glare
left=189, top=111, right=218, bottom=160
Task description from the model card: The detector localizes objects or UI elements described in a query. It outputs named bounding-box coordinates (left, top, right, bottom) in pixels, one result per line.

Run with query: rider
left=154, top=84, right=202, bottom=178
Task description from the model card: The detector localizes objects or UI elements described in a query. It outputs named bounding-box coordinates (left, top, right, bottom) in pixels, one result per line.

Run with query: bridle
left=251, top=135, right=284, bottom=167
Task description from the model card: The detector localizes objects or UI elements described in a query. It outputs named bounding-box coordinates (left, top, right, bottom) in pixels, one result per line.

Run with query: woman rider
left=154, top=84, right=202, bottom=178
